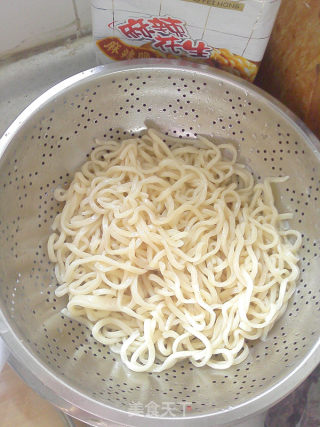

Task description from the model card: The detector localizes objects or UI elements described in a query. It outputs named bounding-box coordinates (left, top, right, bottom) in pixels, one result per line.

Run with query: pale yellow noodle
left=48, top=129, right=301, bottom=372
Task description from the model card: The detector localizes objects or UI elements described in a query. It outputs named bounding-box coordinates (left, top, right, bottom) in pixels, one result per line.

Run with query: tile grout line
left=72, top=0, right=82, bottom=36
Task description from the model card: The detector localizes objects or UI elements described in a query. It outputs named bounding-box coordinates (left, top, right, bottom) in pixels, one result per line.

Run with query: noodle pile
left=48, top=129, right=301, bottom=372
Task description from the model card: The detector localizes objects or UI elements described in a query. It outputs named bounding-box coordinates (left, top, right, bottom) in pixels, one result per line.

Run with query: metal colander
left=0, top=61, right=319, bottom=427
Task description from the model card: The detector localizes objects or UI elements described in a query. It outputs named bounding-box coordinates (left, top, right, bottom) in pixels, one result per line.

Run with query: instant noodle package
left=91, top=0, right=281, bottom=81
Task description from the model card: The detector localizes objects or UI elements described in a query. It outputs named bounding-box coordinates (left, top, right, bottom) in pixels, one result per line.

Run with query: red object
left=118, top=18, right=155, bottom=40
left=147, top=17, right=186, bottom=37
left=96, top=37, right=163, bottom=61
left=153, top=35, right=182, bottom=54
left=182, top=39, right=211, bottom=58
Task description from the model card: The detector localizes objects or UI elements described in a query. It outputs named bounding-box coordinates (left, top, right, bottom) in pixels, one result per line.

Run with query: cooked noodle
left=48, top=129, right=301, bottom=372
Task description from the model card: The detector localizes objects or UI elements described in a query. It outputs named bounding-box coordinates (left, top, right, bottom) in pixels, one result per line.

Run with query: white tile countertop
left=0, top=0, right=91, bottom=59
left=0, top=35, right=95, bottom=138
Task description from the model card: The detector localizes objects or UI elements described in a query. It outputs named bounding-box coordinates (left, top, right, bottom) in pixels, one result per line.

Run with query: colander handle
left=0, top=310, right=10, bottom=371
left=234, top=412, right=266, bottom=427
left=0, top=337, right=9, bottom=372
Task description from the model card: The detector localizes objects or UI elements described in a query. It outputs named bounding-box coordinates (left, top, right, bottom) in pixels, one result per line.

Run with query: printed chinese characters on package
left=91, top=0, right=281, bottom=82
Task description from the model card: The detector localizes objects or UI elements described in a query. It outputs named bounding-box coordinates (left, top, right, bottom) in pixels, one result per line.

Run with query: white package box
left=91, top=0, right=281, bottom=81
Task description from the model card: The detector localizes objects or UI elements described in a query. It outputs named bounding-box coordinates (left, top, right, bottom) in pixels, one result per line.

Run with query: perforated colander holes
left=285, top=186, right=320, bottom=225
left=276, top=126, right=307, bottom=155
left=109, top=76, right=148, bottom=115
left=115, top=75, right=199, bottom=118
left=225, top=90, right=261, bottom=113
